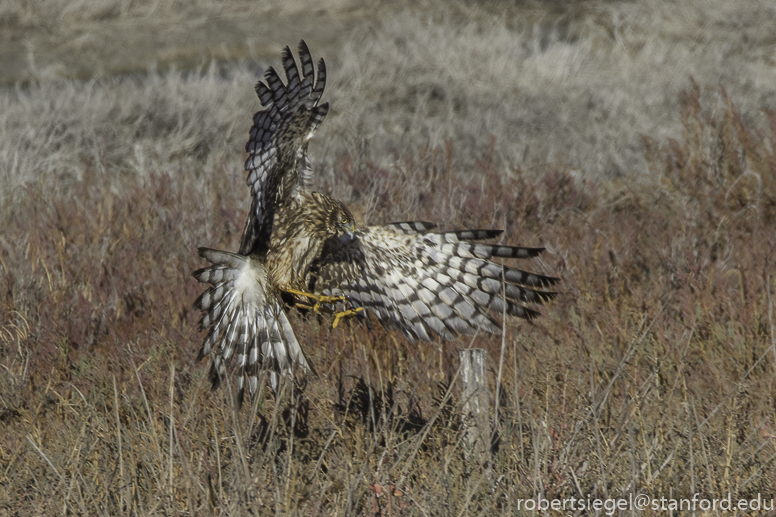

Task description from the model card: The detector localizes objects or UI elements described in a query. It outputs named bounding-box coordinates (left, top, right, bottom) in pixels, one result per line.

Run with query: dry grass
left=2, top=0, right=776, bottom=515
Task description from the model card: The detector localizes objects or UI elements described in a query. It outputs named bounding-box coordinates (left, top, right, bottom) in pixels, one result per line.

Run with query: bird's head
left=328, top=203, right=356, bottom=237
left=310, top=192, right=357, bottom=239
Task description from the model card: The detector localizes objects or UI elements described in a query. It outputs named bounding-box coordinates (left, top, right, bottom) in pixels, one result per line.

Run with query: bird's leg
left=284, top=288, right=363, bottom=327
left=332, top=307, right=363, bottom=328
left=284, top=289, right=345, bottom=311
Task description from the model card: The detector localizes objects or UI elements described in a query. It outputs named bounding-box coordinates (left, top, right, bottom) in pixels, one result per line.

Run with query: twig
left=26, top=436, right=88, bottom=515
left=112, top=376, right=125, bottom=511
left=768, top=274, right=776, bottom=382
left=589, top=365, right=608, bottom=499
left=652, top=338, right=776, bottom=480
left=212, top=415, right=224, bottom=503
left=514, top=336, right=524, bottom=465
left=169, top=363, right=174, bottom=498
left=308, top=429, right=338, bottom=483
left=223, top=365, right=254, bottom=491
left=128, top=344, right=163, bottom=489
left=558, top=315, right=649, bottom=468
left=493, top=262, right=507, bottom=432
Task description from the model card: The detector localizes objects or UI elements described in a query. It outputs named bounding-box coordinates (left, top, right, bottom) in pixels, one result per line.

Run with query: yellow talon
left=284, top=288, right=363, bottom=328
left=332, top=307, right=364, bottom=328
left=284, top=288, right=346, bottom=311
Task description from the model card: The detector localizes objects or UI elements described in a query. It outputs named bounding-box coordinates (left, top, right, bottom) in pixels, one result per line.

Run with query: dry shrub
left=1, top=83, right=775, bottom=515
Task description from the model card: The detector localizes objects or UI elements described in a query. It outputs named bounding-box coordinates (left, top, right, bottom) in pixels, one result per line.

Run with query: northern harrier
left=193, top=41, right=557, bottom=406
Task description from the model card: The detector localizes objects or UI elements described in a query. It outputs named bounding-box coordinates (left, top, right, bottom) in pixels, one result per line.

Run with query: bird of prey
left=193, top=41, right=557, bottom=406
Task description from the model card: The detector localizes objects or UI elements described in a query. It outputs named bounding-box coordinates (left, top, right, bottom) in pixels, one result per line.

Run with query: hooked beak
left=340, top=221, right=356, bottom=243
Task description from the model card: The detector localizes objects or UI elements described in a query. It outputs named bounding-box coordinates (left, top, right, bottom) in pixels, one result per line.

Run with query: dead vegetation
left=2, top=80, right=775, bottom=515
left=1, top=0, right=776, bottom=515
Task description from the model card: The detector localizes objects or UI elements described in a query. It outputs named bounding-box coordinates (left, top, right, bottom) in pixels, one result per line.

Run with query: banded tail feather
left=193, top=248, right=313, bottom=407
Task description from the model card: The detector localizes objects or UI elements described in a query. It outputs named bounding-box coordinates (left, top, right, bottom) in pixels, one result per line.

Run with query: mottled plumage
left=309, top=226, right=556, bottom=342
left=240, top=41, right=329, bottom=256
left=193, top=41, right=557, bottom=406
left=268, top=192, right=355, bottom=293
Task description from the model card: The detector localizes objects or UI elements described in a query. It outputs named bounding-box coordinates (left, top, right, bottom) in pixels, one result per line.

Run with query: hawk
left=193, top=41, right=557, bottom=406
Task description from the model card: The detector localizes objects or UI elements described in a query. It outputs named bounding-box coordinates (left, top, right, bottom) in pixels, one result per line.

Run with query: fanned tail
left=193, top=248, right=313, bottom=407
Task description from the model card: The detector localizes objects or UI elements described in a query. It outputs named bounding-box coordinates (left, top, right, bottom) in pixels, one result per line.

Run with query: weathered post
left=459, top=348, right=491, bottom=464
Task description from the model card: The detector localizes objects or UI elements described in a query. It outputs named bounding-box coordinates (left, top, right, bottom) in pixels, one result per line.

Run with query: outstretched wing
left=193, top=248, right=314, bottom=407
left=240, top=40, right=329, bottom=255
left=308, top=225, right=559, bottom=342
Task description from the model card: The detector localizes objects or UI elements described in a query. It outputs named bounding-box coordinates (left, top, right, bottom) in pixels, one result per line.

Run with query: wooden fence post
left=459, top=348, right=491, bottom=464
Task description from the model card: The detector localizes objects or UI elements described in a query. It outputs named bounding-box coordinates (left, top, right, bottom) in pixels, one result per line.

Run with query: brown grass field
left=2, top=0, right=776, bottom=515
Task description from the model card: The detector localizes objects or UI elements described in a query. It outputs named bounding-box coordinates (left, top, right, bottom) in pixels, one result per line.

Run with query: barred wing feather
left=240, top=41, right=329, bottom=254
left=311, top=225, right=558, bottom=342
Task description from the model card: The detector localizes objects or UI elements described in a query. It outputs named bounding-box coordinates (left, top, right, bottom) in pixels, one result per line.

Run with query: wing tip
left=298, top=39, right=310, bottom=57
